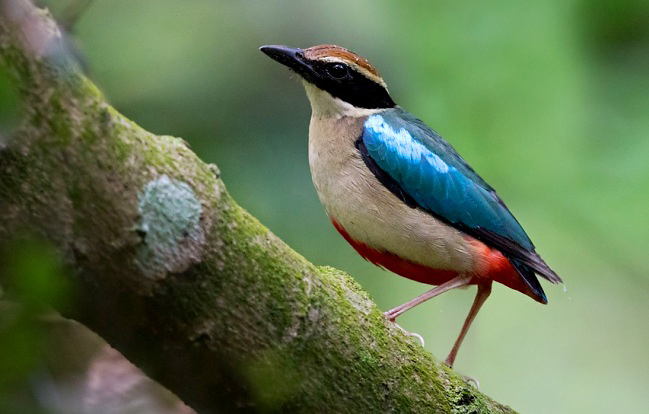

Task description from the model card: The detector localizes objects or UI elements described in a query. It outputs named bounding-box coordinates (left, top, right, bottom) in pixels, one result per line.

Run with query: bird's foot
left=389, top=320, right=425, bottom=347
left=443, top=357, right=479, bottom=387
left=383, top=309, right=398, bottom=322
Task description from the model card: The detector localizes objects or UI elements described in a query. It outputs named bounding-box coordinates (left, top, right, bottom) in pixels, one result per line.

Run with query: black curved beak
left=260, top=45, right=313, bottom=80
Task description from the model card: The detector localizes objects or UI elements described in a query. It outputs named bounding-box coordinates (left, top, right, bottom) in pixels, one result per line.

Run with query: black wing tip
left=510, top=258, right=548, bottom=304
left=529, top=253, right=563, bottom=285
left=541, top=270, right=563, bottom=285
left=467, top=227, right=563, bottom=284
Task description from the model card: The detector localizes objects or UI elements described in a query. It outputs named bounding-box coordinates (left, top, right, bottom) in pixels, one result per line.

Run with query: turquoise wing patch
left=362, top=110, right=533, bottom=250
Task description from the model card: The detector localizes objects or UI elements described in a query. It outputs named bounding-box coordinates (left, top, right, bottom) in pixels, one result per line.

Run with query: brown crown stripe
left=304, top=44, right=380, bottom=77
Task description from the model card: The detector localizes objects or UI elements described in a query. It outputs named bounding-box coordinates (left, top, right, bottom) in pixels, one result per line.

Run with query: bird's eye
left=326, top=63, right=349, bottom=79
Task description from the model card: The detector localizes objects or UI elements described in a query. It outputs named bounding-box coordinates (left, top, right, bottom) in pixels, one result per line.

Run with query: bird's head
left=260, top=44, right=395, bottom=117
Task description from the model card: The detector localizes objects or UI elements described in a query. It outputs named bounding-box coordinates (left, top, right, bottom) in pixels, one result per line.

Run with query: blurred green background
left=2, top=0, right=649, bottom=412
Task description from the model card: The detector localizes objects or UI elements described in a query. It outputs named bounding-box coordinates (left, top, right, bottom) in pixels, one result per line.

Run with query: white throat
left=302, top=82, right=383, bottom=119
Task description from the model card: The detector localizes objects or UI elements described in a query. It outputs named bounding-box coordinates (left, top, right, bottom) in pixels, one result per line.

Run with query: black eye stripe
left=307, top=60, right=395, bottom=109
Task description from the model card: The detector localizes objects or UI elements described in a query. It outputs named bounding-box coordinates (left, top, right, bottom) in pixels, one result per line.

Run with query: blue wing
left=359, top=108, right=561, bottom=292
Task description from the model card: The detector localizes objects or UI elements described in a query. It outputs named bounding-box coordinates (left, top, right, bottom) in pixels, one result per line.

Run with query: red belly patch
left=331, top=218, right=542, bottom=302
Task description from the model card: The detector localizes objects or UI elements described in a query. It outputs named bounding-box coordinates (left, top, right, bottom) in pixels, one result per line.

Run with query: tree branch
left=0, top=1, right=516, bottom=412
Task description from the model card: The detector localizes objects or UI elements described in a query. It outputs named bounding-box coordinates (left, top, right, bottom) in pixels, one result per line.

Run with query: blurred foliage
left=1, top=237, right=71, bottom=309
left=0, top=237, right=69, bottom=413
left=1, top=0, right=648, bottom=412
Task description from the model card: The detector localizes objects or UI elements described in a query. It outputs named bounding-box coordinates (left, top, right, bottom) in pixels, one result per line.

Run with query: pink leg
left=384, top=274, right=472, bottom=321
left=445, top=282, right=492, bottom=368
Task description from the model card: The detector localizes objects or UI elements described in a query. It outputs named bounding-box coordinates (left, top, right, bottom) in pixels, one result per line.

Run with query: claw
left=462, top=375, right=480, bottom=388
left=390, top=321, right=425, bottom=347
left=408, top=331, right=425, bottom=347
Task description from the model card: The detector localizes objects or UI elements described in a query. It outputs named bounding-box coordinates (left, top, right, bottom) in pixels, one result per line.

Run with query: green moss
left=241, top=347, right=302, bottom=411
left=0, top=148, right=30, bottom=199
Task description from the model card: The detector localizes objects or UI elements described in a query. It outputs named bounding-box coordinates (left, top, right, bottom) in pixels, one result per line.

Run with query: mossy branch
left=0, top=1, right=516, bottom=412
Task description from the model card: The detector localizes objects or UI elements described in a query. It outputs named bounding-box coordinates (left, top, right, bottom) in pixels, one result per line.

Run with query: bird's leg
left=444, top=282, right=492, bottom=368
left=384, top=274, right=472, bottom=321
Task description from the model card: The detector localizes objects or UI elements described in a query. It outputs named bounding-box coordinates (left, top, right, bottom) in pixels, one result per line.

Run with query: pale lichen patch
left=135, top=175, right=205, bottom=278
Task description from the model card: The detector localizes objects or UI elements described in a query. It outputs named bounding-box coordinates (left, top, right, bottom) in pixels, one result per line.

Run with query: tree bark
left=0, top=1, right=516, bottom=412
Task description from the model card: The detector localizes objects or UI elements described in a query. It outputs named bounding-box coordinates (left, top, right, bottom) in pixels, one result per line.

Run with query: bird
left=260, top=44, right=562, bottom=368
